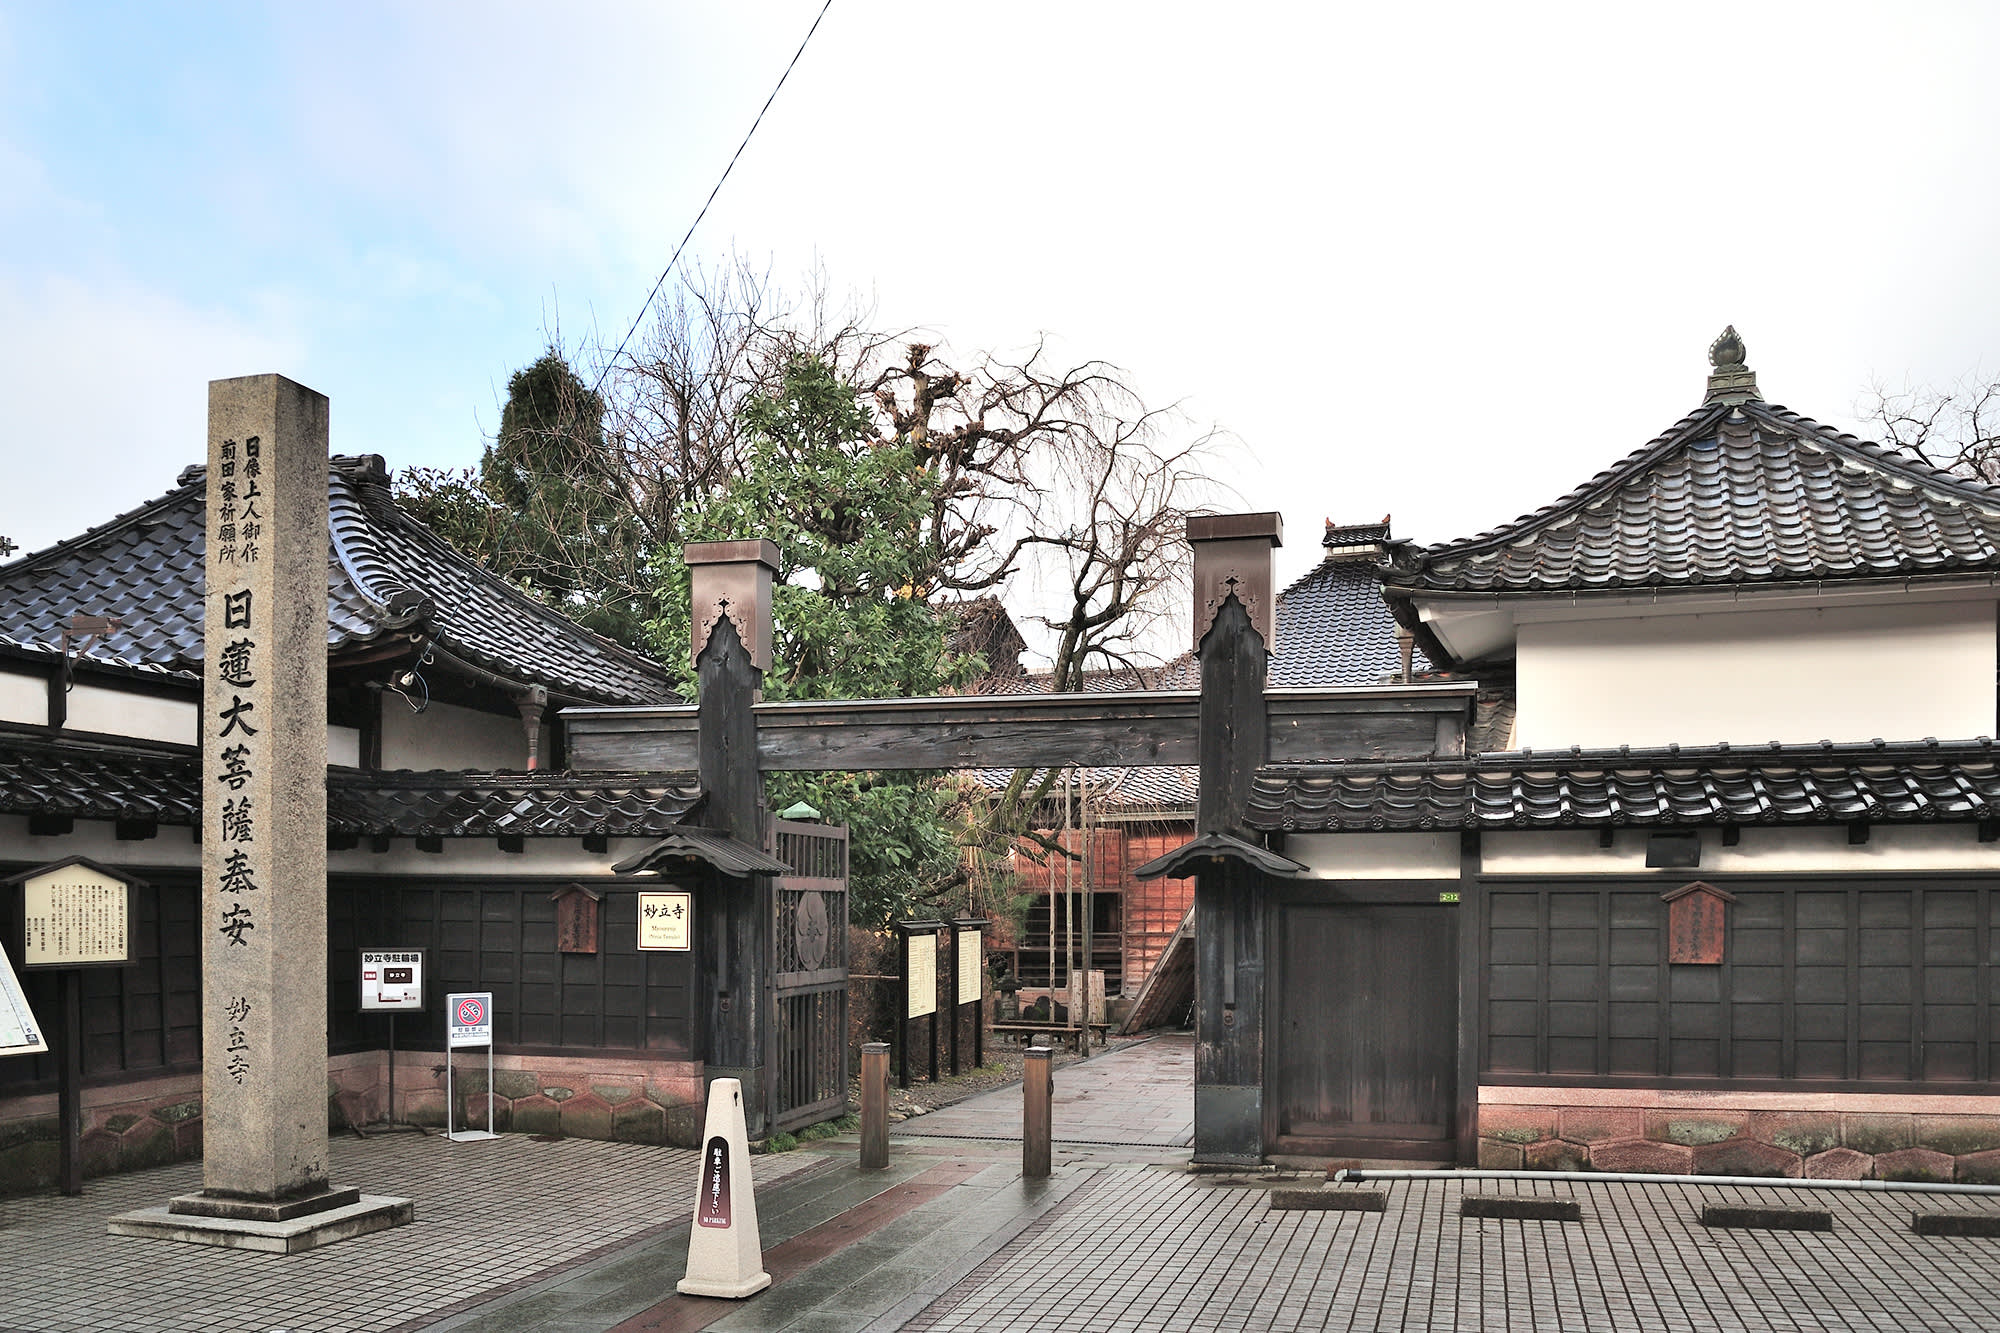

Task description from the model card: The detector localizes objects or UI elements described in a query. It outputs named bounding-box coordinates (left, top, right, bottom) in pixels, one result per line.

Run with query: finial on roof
left=1703, top=325, right=1760, bottom=405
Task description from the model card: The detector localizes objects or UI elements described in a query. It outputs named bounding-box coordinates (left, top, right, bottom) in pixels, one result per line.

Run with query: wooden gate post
left=1188, top=514, right=1281, bottom=1166
left=688, top=540, right=780, bottom=1137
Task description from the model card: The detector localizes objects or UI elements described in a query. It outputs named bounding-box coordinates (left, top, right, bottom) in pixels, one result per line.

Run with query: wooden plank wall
left=1484, top=877, right=1996, bottom=1089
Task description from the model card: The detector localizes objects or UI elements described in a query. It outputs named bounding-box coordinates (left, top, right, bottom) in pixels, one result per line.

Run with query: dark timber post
left=688, top=539, right=780, bottom=1137
left=860, top=1042, right=889, bottom=1169
left=1023, top=1046, right=1053, bottom=1179
left=1188, top=513, right=1281, bottom=1165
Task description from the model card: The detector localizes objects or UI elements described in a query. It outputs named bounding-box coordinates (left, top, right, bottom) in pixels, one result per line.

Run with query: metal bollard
left=860, top=1041, right=890, bottom=1169
left=1023, top=1046, right=1053, bottom=1179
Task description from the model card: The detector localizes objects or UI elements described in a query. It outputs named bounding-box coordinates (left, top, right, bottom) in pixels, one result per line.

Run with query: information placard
left=0, top=943, right=46, bottom=1057
left=906, top=933, right=937, bottom=1019
left=956, top=929, right=982, bottom=1006
left=15, top=858, right=134, bottom=969
left=360, top=949, right=426, bottom=1011
left=447, top=991, right=493, bottom=1048
left=639, top=892, right=693, bottom=950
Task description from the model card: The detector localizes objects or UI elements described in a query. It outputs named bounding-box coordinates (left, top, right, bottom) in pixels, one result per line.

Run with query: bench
left=989, top=1023, right=1113, bottom=1053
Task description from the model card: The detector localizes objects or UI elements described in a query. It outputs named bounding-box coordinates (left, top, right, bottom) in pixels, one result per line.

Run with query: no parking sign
left=447, top=992, right=492, bottom=1048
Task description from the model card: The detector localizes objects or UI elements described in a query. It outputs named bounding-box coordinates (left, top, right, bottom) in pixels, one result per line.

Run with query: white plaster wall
left=327, top=725, right=361, bottom=768
left=379, top=699, right=525, bottom=771
left=1515, top=600, right=1996, bottom=750
left=1483, top=824, right=2000, bottom=876
left=0, top=670, right=43, bottom=726
left=0, top=815, right=201, bottom=869
left=65, top=685, right=198, bottom=746
left=1289, top=832, right=1460, bottom=879
left=328, top=837, right=655, bottom=877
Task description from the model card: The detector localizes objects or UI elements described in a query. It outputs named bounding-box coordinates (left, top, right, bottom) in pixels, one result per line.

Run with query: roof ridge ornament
left=1704, top=325, right=1761, bottom=405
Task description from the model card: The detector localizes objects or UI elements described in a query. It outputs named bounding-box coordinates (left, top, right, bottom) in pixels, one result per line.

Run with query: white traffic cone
left=676, top=1078, right=771, bottom=1298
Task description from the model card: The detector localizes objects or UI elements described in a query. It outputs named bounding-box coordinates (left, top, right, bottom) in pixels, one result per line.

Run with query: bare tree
left=1863, top=373, right=2000, bottom=482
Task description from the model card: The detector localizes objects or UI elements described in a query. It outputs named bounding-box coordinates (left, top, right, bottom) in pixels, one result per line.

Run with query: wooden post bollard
left=1024, top=1046, right=1053, bottom=1179
left=860, top=1041, right=889, bottom=1169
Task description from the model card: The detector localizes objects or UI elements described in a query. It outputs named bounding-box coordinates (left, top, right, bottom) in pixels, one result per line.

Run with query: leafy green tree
left=395, top=350, right=657, bottom=646
left=652, top=354, right=983, bottom=926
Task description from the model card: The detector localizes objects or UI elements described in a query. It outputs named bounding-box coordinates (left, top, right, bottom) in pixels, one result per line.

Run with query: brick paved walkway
left=10, top=1034, right=2000, bottom=1332
left=900, top=1171, right=2000, bottom=1333
left=0, top=1130, right=823, bottom=1333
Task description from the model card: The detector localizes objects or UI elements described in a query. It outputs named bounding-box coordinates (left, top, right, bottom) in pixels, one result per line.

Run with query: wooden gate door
left=1271, top=898, right=1456, bottom=1159
left=769, top=818, right=850, bottom=1132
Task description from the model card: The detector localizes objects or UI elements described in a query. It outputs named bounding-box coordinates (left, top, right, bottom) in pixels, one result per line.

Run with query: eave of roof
left=610, top=828, right=791, bottom=878
left=1247, top=739, right=2000, bottom=833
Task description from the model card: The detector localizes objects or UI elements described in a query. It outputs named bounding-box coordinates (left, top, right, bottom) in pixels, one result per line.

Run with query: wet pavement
left=9, top=1033, right=2000, bottom=1331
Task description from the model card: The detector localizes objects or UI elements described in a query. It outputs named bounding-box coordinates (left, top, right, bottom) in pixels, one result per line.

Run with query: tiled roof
left=0, top=731, right=200, bottom=825
left=0, top=456, right=678, bottom=706
left=324, top=768, right=702, bottom=838
left=1245, top=740, right=2000, bottom=832
left=1394, top=401, right=2000, bottom=595
left=610, top=828, right=793, bottom=878
left=966, top=765, right=1198, bottom=817
left=1271, top=556, right=1430, bottom=685
left=0, top=729, right=701, bottom=838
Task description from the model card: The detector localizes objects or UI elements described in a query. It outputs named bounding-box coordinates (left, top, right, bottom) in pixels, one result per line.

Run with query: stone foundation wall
left=1480, top=1087, right=2000, bottom=1182
left=328, top=1050, right=706, bottom=1146
left=0, top=1051, right=708, bottom=1194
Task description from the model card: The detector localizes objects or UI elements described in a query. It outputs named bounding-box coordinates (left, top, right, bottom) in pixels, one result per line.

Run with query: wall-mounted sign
left=360, top=949, right=425, bottom=1010
left=8, top=857, right=139, bottom=970
left=447, top=991, right=493, bottom=1048
left=956, top=929, right=982, bottom=1006
left=0, top=944, right=46, bottom=1057
left=639, top=892, right=693, bottom=951
left=1663, top=881, right=1735, bottom=965
left=907, top=932, right=937, bottom=1019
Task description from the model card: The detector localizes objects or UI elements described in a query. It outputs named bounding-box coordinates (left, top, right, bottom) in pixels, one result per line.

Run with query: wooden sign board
left=906, top=933, right=937, bottom=1018
left=8, top=857, right=140, bottom=970
left=551, top=885, right=602, bottom=954
left=1663, top=881, right=1735, bottom=965
left=639, top=892, right=693, bottom=951
left=956, top=928, right=982, bottom=1006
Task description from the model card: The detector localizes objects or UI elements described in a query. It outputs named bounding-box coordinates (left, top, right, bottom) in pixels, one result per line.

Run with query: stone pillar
left=199, top=374, right=334, bottom=1202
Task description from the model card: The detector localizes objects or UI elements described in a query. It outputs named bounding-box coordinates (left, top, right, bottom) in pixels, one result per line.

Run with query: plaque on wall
left=1662, top=881, right=1735, bottom=964
left=639, top=891, right=693, bottom=951
left=6, top=857, right=141, bottom=970
left=551, top=884, right=603, bottom=954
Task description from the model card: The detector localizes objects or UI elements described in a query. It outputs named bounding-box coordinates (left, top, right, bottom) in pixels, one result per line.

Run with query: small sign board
left=639, top=891, right=693, bottom=951
left=698, top=1135, right=733, bottom=1228
left=906, top=932, right=937, bottom=1019
left=360, top=949, right=425, bottom=1011
left=0, top=943, right=47, bottom=1057
left=7, top=857, right=139, bottom=969
left=447, top=991, right=493, bottom=1048
left=956, top=928, right=982, bottom=1006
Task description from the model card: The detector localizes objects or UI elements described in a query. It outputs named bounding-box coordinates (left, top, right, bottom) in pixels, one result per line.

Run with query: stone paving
left=8, top=1035, right=2000, bottom=1331
left=0, top=1129, right=823, bottom=1333
left=896, top=1033, right=1194, bottom=1147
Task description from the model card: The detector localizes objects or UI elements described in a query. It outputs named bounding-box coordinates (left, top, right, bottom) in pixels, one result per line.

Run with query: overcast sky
left=5, top=2, right=1998, bottom=637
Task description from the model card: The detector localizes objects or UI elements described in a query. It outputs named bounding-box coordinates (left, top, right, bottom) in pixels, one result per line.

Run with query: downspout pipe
left=1334, top=1167, right=2000, bottom=1197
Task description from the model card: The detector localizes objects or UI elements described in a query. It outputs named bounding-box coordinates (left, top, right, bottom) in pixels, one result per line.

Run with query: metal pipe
left=1333, top=1167, right=2000, bottom=1197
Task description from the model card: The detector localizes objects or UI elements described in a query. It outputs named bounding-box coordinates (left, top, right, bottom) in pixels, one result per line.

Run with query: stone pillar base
left=108, top=1193, right=412, bottom=1253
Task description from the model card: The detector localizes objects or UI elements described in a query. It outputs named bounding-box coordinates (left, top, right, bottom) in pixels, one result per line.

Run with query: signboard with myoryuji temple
left=199, top=375, right=332, bottom=1202
left=14, top=858, right=137, bottom=969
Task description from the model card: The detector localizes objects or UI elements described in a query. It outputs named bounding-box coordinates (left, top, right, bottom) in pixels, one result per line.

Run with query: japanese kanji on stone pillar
left=199, top=374, right=334, bottom=1204
left=111, top=376, right=408, bottom=1248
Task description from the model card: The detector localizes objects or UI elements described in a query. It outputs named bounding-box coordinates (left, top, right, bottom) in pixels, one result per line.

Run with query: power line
left=591, top=0, right=835, bottom=396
